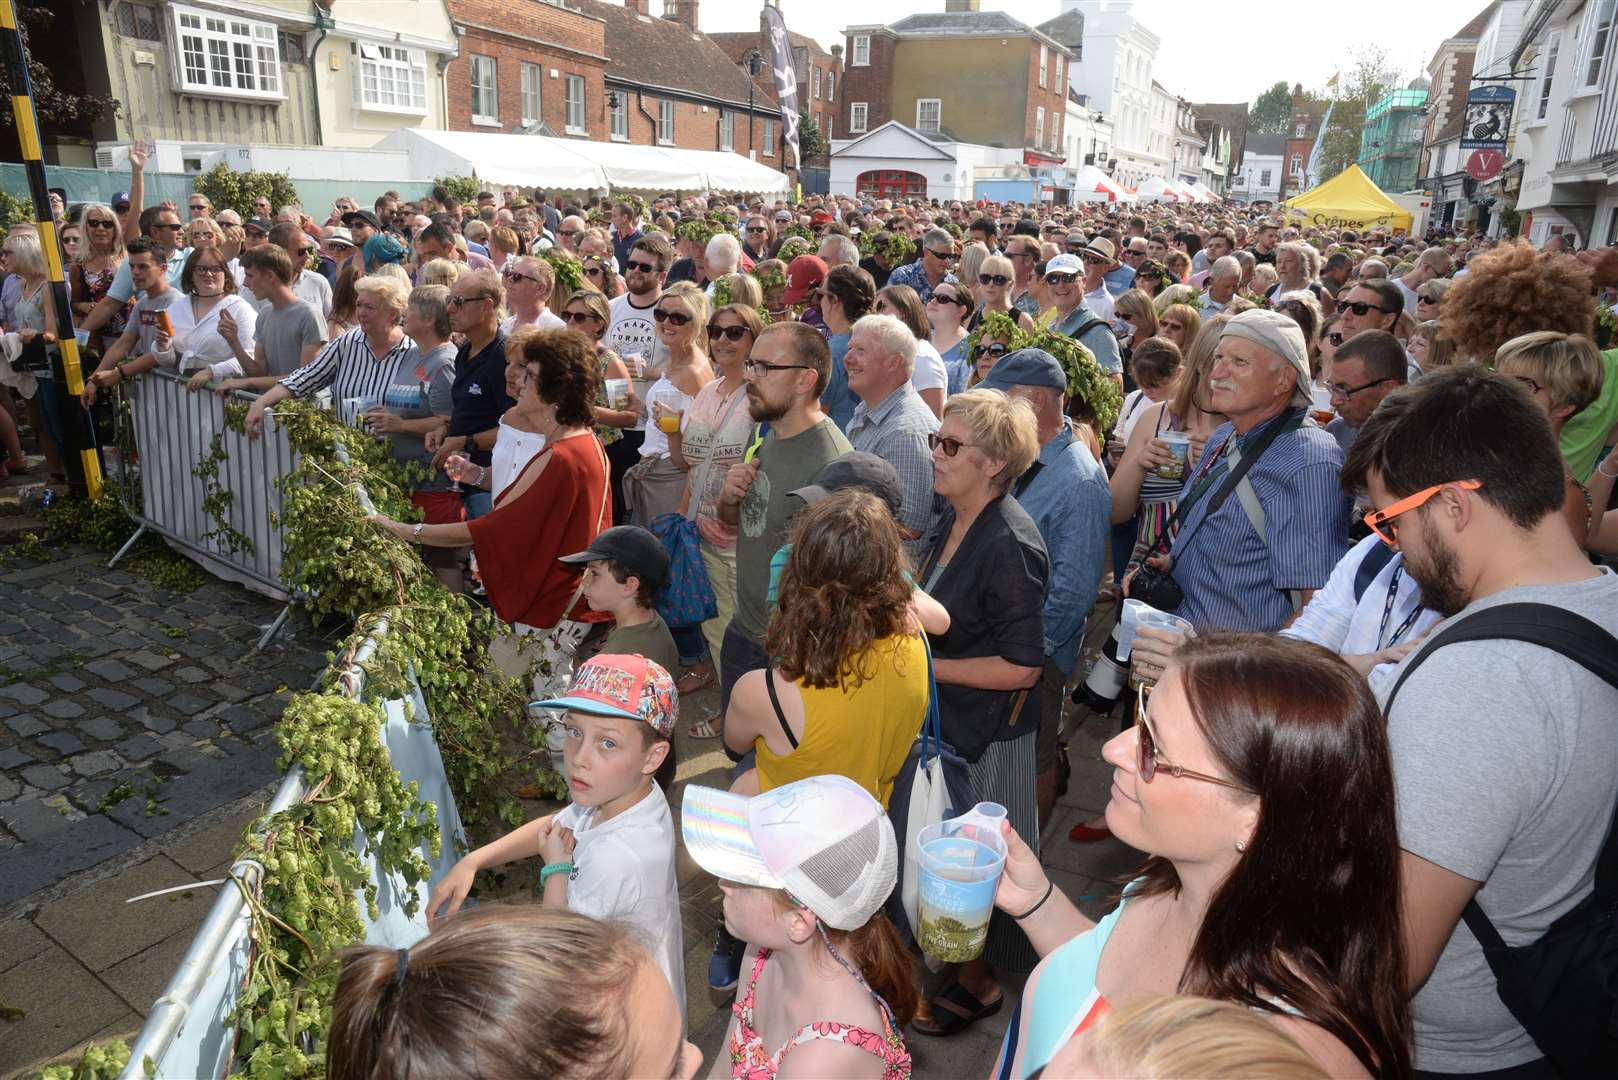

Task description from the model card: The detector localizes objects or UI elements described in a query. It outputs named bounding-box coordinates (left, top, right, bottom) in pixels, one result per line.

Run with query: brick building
left=710, top=25, right=842, bottom=164
left=445, top=0, right=609, bottom=139
left=839, top=2, right=1072, bottom=169
left=444, top=0, right=780, bottom=161
left=1280, top=84, right=1328, bottom=201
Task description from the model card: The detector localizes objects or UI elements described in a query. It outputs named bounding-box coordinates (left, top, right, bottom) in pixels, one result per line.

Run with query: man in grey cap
left=980, top=348, right=1110, bottom=828
left=1128, top=308, right=1351, bottom=680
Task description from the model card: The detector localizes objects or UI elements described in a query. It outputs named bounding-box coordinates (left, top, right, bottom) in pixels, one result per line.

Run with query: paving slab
left=0, top=945, right=129, bottom=1077
left=33, top=855, right=215, bottom=973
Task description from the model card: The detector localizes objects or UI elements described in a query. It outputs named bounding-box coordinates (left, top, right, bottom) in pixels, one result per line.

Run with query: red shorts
left=411, top=491, right=467, bottom=568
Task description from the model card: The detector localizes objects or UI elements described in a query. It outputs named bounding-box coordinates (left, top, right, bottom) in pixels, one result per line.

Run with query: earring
left=1235, top=839, right=1247, bottom=852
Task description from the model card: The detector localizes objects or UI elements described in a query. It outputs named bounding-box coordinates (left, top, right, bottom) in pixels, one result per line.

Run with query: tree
left=1312, top=46, right=1405, bottom=182
left=796, top=112, right=826, bottom=164
left=0, top=4, right=118, bottom=131
left=1249, top=81, right=1292, bottom=135
left=191, top=163, right=301, bottom=220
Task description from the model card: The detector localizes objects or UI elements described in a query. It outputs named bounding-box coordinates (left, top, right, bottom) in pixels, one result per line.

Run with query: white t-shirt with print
left=554, top=785, right=686, bottom=1022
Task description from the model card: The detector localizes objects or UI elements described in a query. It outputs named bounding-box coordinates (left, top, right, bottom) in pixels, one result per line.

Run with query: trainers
left=708, top=926, right=744, bottom=993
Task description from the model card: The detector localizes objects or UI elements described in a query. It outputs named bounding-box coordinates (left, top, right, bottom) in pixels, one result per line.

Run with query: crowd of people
left=16, top=165, right=1618, bottom=1079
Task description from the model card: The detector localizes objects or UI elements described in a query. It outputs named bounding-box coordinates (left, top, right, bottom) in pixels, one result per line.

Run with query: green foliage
left=540, top=248, right=585, bottom=298
left=1311, top=46, right=1404, bottom=183
left=192, top=163, right=301, bottom=221
left=966, top=312, right=1123, bottom=435
left=0, top=5, right=120, bottom=132
left=796, top=112, right=826, bottom=162
left=675, top=216, right=721, bottom=249
left=857, top=230, right=913, bottom=267
left=0, top=190, right=35, bottom=230
left=1249, top=81, right=1293, bottom=136
left=36, top=1039, right=133, bottom=1079
left=433, top=175, right=481, bottom=205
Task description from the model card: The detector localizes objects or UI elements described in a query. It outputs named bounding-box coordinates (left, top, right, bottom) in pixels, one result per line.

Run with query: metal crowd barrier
left=116, top=621, right=469, bottom=1080
left=108, top=368, right=297, bottom=648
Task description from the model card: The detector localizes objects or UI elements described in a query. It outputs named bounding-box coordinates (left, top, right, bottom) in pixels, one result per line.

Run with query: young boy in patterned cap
left=425, top=653, right=687, bottom=1021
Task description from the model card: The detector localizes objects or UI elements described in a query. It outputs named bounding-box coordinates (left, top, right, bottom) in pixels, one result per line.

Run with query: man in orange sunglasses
left=1341, top=365, right=1616, bottom=1076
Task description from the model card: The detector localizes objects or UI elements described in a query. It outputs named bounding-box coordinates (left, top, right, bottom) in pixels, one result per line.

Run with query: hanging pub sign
left=1460, top=85, right=1516, bottom=152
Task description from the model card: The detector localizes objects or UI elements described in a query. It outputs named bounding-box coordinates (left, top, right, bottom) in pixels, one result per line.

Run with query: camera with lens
left=1128, top=563, right=1184, bottom=612
left=1073, top=621, right=1129, bottom=712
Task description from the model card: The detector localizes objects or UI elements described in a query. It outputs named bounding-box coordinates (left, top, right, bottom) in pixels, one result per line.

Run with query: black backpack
left=1383, top=603, right=1618, bottom=1077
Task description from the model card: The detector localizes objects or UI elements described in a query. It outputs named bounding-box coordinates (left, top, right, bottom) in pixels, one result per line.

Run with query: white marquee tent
left=374, top=129, right=792, bottom=196
left=1069, top=164, right=1133, bottom=203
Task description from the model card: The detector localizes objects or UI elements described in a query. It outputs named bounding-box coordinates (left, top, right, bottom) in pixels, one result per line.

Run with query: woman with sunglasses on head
left=874, top=284, right=948, bottom=418
left=968, top=254, right=1037, bottom=338
left=911, top=386, right=1046, bottom=1038
left=627, top=281, right=712, bottom=528
left=995, top=633, right=1409, bottom=1079
left=668, top=303, right=759, bottom=725
left=927, top=282, right=973, bottom=395
left=69, top=201, right=129, bottom=355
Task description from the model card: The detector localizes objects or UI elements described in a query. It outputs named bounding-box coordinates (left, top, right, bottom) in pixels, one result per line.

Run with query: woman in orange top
left=370, top=328, right=610, bottom=701
left=723, top=489, right=930, bottom=808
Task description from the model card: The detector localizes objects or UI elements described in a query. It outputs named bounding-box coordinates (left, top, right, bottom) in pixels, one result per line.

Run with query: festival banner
left=763, top=5, right=801, bottom=169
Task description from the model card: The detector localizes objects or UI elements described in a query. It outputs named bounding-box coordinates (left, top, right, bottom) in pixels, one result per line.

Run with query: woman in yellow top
left=723, top=489, right=931, bottom=807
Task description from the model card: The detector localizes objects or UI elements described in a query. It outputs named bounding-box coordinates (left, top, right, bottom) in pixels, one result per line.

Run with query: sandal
left=676, top=667, right=715, bottom=695
left=912, top=980, right=1003, bottom=1037
left=687, top=715, right=722, bottom=740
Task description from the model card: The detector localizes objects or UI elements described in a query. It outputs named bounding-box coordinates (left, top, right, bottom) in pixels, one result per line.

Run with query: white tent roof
left=1187, top=181, right=1219, bottom=202
left=1134, top=176, right=1184, bottom=203
left=373, top=129, right=791, bottom=195
left=1069, top=164, right=1131, bottom=202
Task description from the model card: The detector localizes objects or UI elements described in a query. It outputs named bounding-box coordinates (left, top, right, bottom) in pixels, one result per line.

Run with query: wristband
left=1598, top=455, right=1618, bottom=479
left=538, top=861, right=574, bottom=887
left=477, top=465, right=489, bottom=487
left=1011, top=880, right=1055, bottom=921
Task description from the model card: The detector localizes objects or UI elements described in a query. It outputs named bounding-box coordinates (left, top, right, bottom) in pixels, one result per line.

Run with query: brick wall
left=1022, top=40, right=1069, bottom=158
left=609, top=87, right=779, bottom=159
left=445, top=0, right=608, bottom=138
left=841, top=32, right=896, bottom=134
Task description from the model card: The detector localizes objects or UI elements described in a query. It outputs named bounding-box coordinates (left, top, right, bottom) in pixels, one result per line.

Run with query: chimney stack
left=662, top=0, right=699, bottom=32
left=944, top=0, right=982, bottom=11
left=630, top=0, right=650, bottom=15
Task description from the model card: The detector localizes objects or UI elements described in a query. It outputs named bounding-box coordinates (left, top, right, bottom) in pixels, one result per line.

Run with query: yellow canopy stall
left=1282, top=165, right=1413, bottom=232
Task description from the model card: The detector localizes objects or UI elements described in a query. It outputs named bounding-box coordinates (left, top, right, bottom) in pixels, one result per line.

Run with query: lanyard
left=1377, top=563, right=1424, bottom=649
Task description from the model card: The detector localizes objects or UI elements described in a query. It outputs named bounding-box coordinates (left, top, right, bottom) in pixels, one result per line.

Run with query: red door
left=857, top=169, right=927, bottom=201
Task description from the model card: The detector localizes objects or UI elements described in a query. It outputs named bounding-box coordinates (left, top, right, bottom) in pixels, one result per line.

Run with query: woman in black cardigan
left=912, top=386, right=1049, bottom=1038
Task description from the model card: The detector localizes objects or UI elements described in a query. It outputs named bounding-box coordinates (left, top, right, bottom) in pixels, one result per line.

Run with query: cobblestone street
left=0, top=546, right=330, bottom=910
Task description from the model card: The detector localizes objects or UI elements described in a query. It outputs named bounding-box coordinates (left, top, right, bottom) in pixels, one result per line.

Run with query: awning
left=1281, top=164, right=1413, bottom=231
left=1135, top=176, right=1185, bottom=203
left=372, top=129, right=791, bottom=195
left=1068, top=164, right=1130, bottom=202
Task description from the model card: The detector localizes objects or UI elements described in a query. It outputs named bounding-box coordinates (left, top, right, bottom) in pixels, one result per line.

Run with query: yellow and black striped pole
left=0, top=0, right=101, bottom=499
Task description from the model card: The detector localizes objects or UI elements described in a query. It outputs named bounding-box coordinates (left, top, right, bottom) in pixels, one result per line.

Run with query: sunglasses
left=1341, top=300, right=1394, bottom=316
left=449, top=294, right=492, bottom=308
left=927, top=249, right=957, bottom=263
left=978, top=274, right=1011, bottom=286
left=583, top=266, right=605, bottom=277
left=975, top=342, right=1010, bottom=359
left=708, top=323, right=751, bottom=342
left=1044, top=272, right=1079, bottom=285
left=503, top=270, right=540, bottom=285
left=927, top=432, right=977, bottom=457
left=562, top=309, right=600, bottom=324
left=191, top=264, right=225, bottom=275
left=86, top=219, right=116, bottom=228
left=1123, top=250, right=1146, bottom=259
left=653, top=308, right=692, bottom=325
left=1081, top=253, right=1108, bottom=266
left=746, top=226, right=768, bottom=233
left=625, top=259, right=658, bottom=274
left=559, top=230, right=579, bottom=239
left=1364, top=479, right=1482, bottom=547
left=929, top=292, right=969, bottom=307
left=1134, top=683, right=1246, bottom=789
left=154, top=223, right=185, bottom=231
left=1418, top=293, right=1439, bottom=303
left=1328, top=377, right=1391, bottom=400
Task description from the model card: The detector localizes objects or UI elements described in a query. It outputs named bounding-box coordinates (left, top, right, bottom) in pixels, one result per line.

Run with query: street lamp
left=747, top=48, right=763, bottom=157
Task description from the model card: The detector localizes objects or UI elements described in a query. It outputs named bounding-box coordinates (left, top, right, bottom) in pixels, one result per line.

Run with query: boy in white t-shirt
left=425, top=653, right=686, bottom=1020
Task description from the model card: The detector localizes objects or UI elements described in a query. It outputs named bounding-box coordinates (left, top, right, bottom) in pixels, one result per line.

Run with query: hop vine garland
left=540, top=248, right=585, bottom=301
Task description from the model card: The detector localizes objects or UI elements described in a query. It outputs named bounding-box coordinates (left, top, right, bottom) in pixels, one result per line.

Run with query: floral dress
left=729, top=947, right=911, bottom=1080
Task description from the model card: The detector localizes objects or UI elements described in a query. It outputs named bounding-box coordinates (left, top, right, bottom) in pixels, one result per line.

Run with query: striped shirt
left=1167, top=410, right=1350, bottom=632
left=280, top=326, right=415, bottom=403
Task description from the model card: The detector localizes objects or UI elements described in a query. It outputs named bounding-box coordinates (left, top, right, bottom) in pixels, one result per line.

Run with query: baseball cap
left=811, top=209, right=834, bottom=225
left=530, top=653, right=677, bottom=739
left=682, top=774, right=897, bottom=930
left=789, top=451, right=904, bottom=517
left=322, top=226, right=355, bottom=249
left=980, top=348, right=1066, bottom=393
left=774, top=209, right=793, bottom=223
left=783, top=254, right=828, bottom=305
left=244, top=216, right=273, bottom=236
left=557, top=524, right=669, bottom=593
left=111, top=191, right=131, bottom=212
left=1045, top=253, right=1083, bottom=276
left=342, top=208, right=382, bottom=232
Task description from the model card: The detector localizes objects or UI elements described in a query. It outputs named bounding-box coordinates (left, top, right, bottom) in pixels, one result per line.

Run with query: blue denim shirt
left=823, top=332, right=857, bottom=432
left=1014, top=419, right=1111, bottom=674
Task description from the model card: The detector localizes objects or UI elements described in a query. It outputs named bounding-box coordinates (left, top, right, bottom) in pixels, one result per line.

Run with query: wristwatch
left=412, top=523, right=424, bottom=543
